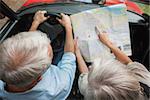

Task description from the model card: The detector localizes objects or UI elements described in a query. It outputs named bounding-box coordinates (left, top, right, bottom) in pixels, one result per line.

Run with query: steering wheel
left=38, top=13, right=65, bottom=52
left=38, top=13, right=65, bottom=65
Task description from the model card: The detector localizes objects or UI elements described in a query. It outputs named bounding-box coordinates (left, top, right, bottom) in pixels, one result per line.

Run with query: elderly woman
left=0, top=11, right=76, bottom=100
left=75, top=26, right=150, bottom=100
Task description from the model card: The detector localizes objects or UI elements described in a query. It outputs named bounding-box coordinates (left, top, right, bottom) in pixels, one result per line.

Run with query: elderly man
left=0, top=11, right=76, bottom=100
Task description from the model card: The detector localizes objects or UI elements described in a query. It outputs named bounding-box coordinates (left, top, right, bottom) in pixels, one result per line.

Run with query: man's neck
left=5, top=76, right=42, bottom=93
left=5, top=83, right=36, bottom=93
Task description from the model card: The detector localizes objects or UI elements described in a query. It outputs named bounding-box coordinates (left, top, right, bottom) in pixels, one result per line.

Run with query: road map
left=71, top=4, right=131, bottom=62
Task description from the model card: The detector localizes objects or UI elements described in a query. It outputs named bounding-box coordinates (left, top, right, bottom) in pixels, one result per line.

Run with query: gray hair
left=0, top=31, right=52, bottom=87
left=127, top=62, right=150, bottom=87
left=84, top=60, right=146, bottom=100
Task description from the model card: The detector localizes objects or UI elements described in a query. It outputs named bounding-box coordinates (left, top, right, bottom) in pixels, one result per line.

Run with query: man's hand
left=29, top=10, right=49, bottom=31
left=33, top=10, right=49, bottom=25
left=57, top=13, right=74, bottom=53
left=57, top=13, right=72, bottom=29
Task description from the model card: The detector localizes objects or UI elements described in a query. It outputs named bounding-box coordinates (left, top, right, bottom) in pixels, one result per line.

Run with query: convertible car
left=0, top=0, right=149, bottom=99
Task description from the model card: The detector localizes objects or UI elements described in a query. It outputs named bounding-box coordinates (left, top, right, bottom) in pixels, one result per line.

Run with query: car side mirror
left=92, top=0, right=106, bottom=4
left=142, top=13, right=149, bottom=23
left=0, top=12, right=5, bottom=19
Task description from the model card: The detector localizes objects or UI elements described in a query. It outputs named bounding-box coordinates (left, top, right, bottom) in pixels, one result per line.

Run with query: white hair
left=127, top=62, right=150, bottom=87
left=0, top=31, right=52, bottom=87
left=84, top=59, right=148, bottom=100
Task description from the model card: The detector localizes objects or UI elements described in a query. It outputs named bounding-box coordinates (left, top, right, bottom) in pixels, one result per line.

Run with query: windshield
left=0, top=0, right=149, bottom=29
left=1, top=0, right=150, bottom=13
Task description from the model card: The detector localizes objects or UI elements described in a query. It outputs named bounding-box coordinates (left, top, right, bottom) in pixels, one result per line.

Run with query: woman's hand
left=74, top=38, right=89, bottom=73
left=74, top=38, right=81, bottom=55
left=95, top=26, right=112, bottom=47
left=95, top=26, right=132, bottom=64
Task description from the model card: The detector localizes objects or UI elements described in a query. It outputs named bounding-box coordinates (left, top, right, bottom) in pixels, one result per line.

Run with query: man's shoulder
left=0, top=80, right=4, bottom=89
left=0, top=80, right=4, bottom=96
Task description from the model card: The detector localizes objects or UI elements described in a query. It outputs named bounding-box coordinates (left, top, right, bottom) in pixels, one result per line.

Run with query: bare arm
left=75, top=39, right=89, bottom=73
left=96, top=26, right=132, bottom=65
left=29, top=21, right=40, bottom=31
left=57, top=13, right=74, bottom=53
left=106, top=42, right=132, bottom=64
left=29, top=11, right=49, bottom=31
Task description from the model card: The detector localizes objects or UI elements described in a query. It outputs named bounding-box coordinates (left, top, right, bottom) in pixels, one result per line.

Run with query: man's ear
left=47, top=44, right=53, bottom=58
